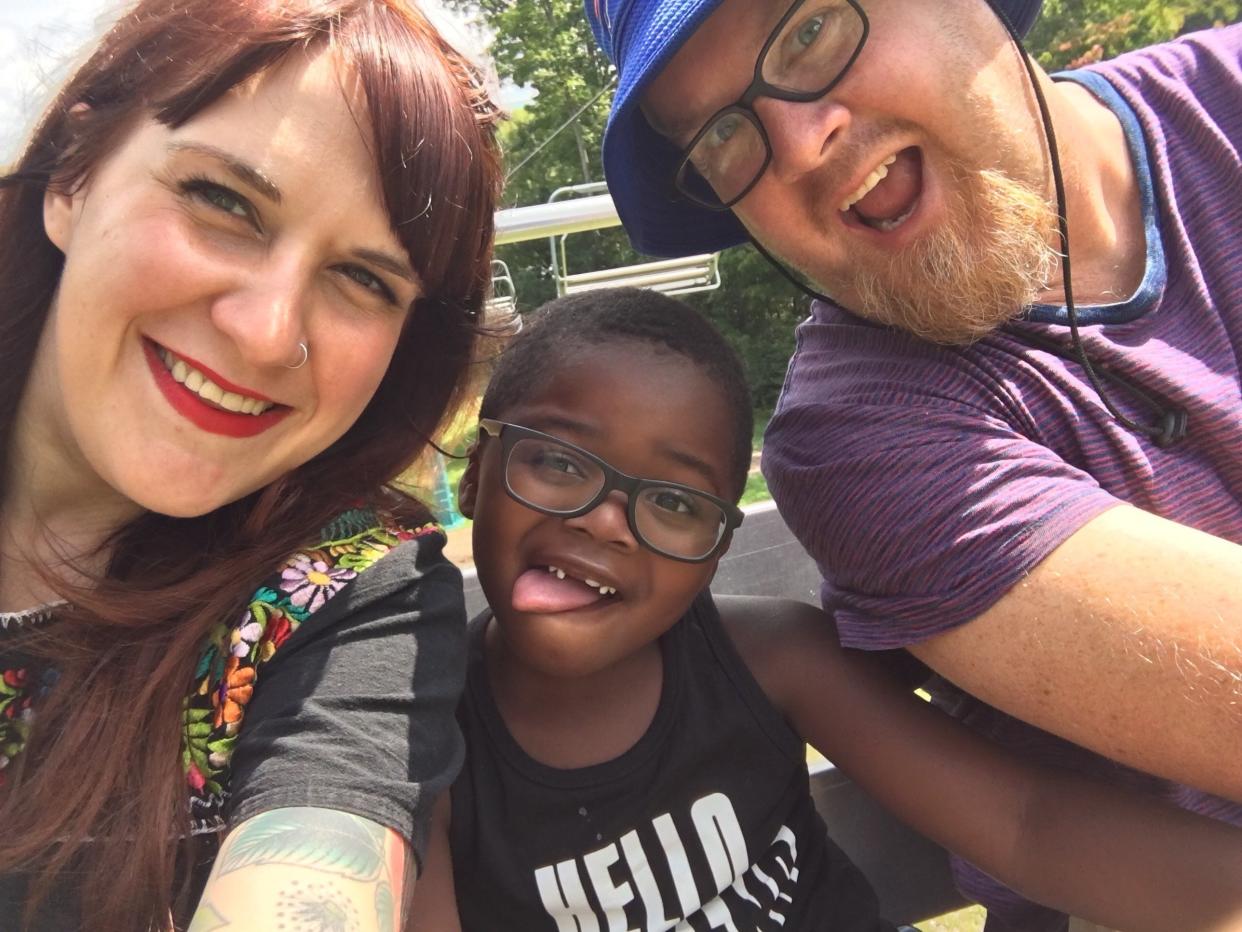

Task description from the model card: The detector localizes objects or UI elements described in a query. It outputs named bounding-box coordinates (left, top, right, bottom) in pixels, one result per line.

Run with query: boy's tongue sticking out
left=512, top=567, right=609, bottom=614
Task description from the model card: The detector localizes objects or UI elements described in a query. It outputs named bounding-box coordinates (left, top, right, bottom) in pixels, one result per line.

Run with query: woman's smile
left=144, top=340, right=291, bottom=438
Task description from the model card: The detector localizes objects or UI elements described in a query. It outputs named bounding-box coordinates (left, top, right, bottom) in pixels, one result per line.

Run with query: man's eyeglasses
left=478, top=419, right=744, bottom=563
left=674, top=0, right=869, bottom=210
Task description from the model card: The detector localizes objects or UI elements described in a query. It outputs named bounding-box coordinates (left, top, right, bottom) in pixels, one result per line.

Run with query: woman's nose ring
left=286, top=341, right=309, bottom=370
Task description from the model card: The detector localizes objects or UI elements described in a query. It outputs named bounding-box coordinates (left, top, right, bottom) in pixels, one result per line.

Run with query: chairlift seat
left=560, top=252, right=720, bottom=297
left=485, top=258, right=518, bottom=319
left=545, top=182, right=722, bottom=299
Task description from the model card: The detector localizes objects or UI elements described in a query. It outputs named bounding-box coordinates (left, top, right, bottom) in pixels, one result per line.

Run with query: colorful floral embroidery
left=0, top=509, right=439, bottom=823
left=281, top=555, right=358, bottom=613
left=182, top=509, right=438, bottom=832
left=0, top=606, right=59, bottom=790
left=0, top=667, right=34, bottom=788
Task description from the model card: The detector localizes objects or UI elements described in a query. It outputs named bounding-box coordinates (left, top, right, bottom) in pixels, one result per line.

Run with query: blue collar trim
left=1023, top=68, right=1166, bottom=326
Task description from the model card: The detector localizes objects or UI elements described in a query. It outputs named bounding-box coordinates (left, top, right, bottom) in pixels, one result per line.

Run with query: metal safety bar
left=488, top=183, right=720, bottom=306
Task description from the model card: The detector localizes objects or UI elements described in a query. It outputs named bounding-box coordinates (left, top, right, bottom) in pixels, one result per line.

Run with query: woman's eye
left=338, top=264, right=397, bottom=304
left=181, top=178, right=255, bottom=223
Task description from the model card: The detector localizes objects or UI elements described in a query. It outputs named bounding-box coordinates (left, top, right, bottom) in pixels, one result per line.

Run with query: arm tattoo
left=187, top=900, right=230, bottom=932
left=374, top=882, right=395, bottom=932
left=217, top=808, right=387, bottom=882
left=193, top=808, right=408, bottom=932
left=276, top=878, right=360, bottom=932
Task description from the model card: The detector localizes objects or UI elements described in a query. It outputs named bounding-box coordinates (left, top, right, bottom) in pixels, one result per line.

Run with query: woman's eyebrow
left=352, top=247, right=417, bottom=286
left=167, top=141, right=417, bottom=286
left=166, top=141, right=282, bottom=205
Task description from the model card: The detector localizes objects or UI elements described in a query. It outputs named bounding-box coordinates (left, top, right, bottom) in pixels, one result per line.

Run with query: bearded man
left=584, top=0, right=1242, bottom=928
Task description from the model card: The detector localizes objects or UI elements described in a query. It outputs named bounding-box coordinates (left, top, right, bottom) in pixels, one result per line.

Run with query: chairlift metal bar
left=495, top=193, right=619, bottom=246
left=562, top=253, right=718, bottom=285
left=491, top=183, right=720, bottom=303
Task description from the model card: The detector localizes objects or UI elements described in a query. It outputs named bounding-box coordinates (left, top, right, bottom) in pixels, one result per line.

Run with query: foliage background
left=451, top=0, right=1239, bottom=419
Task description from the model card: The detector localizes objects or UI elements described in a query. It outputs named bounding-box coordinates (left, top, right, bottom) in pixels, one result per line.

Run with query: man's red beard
left=829, top=163, right=1060, bottom=345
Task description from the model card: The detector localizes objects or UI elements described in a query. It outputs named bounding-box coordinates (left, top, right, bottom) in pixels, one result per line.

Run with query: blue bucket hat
left=587, top=0, right=1043, bottom=258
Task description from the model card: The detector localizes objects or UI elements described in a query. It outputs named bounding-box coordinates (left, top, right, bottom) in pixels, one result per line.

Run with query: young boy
left=414, top=289, right=1242, bottom=931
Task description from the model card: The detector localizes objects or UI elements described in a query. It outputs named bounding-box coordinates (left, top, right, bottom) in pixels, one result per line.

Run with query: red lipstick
left=144, top=340, right=290, bottom=439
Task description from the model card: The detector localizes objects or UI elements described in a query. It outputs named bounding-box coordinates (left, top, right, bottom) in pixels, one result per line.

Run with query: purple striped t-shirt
left=763, top=26, right=1242, bottom=931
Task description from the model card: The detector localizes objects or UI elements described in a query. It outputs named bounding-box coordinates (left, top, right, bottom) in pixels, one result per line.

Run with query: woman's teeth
left=840, top=153, right=898, bottom=212
left=156, top=347, right=274, bottom=415
left=547, top=565, right=617, bottom=597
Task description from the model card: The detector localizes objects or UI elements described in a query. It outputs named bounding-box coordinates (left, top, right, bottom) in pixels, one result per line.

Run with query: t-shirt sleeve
left=763, top=374, right=1120, bottom=650
left=223, top=534, right=467, bottom=868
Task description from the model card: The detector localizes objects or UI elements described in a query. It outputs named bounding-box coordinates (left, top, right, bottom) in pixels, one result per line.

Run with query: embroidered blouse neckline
left=0, top=601, right=65, bottom=630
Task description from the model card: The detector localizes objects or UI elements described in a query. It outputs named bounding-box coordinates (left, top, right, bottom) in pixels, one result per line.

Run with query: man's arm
left=188, top=807, right=412, bottom=932
left=725, top=595, right=1242, bottom=932
left=912, top=503, right=1242, bottom=803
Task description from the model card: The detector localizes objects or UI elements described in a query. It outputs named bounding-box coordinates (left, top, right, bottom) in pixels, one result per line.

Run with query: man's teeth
left=547, top=565, right=616, bottom=597
left=839, top=154, right=898, bottom=212
left=157, top=347, right=274, bottom=415
left=867, top=203, right=917, bottom=233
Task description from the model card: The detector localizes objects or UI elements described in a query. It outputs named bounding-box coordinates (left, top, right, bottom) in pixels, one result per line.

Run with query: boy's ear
left=457, top=449, right=480, bottom=519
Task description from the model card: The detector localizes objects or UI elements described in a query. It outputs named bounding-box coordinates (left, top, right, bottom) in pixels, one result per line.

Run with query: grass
left=921, top=906, right=985, bottom=930
left=740, top=469, right=771, bottom=506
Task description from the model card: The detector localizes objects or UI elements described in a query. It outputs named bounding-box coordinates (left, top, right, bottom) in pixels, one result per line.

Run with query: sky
left=0, top=0, right=530, bottom=164
left=0, top=0, right=119, bottom=161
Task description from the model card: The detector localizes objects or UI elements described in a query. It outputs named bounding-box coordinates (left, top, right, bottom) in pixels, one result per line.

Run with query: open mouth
left=510, top=564, right=621, bottom=615
left=143, top=339, right=291, bottom=438
left=840, top=147, right=924, bottom=233
left=154, top=345, right=276, bottom=416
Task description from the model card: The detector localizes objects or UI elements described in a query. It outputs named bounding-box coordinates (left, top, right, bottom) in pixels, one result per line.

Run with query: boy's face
left=460, top=344, right=739, bottom=680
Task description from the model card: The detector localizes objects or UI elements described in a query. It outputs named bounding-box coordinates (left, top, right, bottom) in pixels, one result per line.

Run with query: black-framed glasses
left=674, top=0, right=869, bottom=210
left=478, top=419, right=744, bottom=563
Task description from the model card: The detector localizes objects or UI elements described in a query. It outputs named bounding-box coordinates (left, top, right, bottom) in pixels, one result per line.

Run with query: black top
left=0, top=512, right=468, bottom=929
left=451, top=591, right=893, bottom=930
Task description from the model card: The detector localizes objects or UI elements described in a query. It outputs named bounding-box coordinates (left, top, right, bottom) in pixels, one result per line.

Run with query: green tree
left=1029, top=0, right=1239, bottom=69
left=450, top=0, right=623, bottom=309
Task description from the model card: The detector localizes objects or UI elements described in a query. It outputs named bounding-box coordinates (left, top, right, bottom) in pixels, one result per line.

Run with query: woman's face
left=33, top=47, right=420, bottom=517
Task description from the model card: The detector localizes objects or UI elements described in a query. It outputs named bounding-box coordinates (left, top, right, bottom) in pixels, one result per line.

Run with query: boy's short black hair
left=480, top=287, right=754, bottom=500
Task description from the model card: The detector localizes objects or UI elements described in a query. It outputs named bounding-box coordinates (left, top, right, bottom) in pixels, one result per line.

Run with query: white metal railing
left=490, top=183, right=720, bottom=305
left=495, top=192, right=619, bottom=245
left=484, top=258, right=517, bottom=318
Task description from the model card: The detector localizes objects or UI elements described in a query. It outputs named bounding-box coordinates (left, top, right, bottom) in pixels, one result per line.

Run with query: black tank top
left=450, top=591, right=894, bottom=931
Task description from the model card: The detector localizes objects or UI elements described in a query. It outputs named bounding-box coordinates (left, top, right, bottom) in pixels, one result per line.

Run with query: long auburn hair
left=0, top=1, right=502, bottom=927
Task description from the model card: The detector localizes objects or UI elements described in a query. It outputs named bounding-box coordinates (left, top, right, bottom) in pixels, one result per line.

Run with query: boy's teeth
left=545, top=566, right=617, bottom=597
left=157, top=345, right=274, bottom=415
left=839, top=154, right=899, bottom=212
